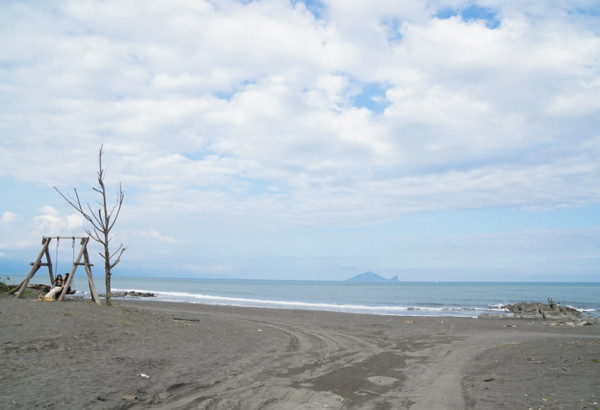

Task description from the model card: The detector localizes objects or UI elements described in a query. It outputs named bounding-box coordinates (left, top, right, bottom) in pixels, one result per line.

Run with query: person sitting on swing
left=64, top=273, right=73, bottom=294
left=45, top=274, right=64, bottom=300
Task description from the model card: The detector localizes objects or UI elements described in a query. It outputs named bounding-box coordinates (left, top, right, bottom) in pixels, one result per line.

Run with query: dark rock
left=502, top=302, right=584, bottom=321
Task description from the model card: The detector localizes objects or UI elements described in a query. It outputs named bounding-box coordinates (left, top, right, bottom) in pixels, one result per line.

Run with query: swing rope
left=54, top=237, right=60, bottom=283
left=71, top=237, right=75, bottom=288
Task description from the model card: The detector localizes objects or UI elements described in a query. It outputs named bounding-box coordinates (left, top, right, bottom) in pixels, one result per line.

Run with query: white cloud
left=137, top=229, right=176, bottom=244
left=66, top=214, right=85, bottom=231
left=32, top=207, right=86, bottom=237
left=1, top=211, right=20, bottom=224
left=0, top=0, right=599, bottom=246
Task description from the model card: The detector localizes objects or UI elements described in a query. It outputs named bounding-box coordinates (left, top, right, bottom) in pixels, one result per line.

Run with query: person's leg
left=45, top=286, right=60, bottom=299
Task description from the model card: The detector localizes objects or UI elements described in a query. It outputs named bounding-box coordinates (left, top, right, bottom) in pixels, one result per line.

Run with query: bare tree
left=54, top=145, right=126, bottom=306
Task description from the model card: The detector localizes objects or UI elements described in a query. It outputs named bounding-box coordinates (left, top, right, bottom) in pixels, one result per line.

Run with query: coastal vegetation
left=0, top=276, right=10, bottom=293
left=0, top=276, right=37, bottom=297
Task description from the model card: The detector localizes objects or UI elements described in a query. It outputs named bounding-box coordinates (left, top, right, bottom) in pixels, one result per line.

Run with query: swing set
left=12, top=236, right=101, bottom=305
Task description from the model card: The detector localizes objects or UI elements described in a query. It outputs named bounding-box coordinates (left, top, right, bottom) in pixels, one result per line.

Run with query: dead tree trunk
left=54, top=145, right=125, bottom=306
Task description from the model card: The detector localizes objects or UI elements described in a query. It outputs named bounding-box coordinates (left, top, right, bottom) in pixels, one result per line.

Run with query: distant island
left=346, top=271, right=399, bottom=282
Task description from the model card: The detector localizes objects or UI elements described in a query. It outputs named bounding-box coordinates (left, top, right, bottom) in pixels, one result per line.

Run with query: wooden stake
left=83, top=243, right=101, bottom=305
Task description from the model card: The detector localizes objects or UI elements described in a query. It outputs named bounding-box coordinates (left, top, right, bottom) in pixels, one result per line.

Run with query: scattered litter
left=122, top=395, right=137, bottom=401
left=138, top=373, right=150, bottom=378
left=257, top=329, right=263, bottom=332
left=483, top=378, right=495, bottom=382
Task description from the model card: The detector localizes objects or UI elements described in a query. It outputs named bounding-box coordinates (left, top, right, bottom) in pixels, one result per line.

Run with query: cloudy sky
left=1, top=0, right=599, bottom=281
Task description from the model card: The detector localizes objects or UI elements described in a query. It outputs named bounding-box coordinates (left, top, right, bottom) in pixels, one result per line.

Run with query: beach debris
left=104, top=291, right=155, bottom=298
left=138, top=373, right=150, bottom=378
left=122, top=395, right=137, bottom=401
left=367, top=376, right=398, bottom=386
left=527, top=357, right=544, bottom=364
left=483, top=378, right=495, bottom=382
left=402, top=319, right=415, bottom=324
left=257, top=328, right=264, bottom=332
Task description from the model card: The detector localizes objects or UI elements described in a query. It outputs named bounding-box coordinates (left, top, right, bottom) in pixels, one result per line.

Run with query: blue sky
left=1, top=0, right=599, bottom=282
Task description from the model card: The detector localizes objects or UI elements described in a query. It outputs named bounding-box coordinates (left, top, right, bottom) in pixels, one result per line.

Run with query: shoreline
left=2, top=295, right=599, bottom=409
left=5, top=276, right=600, bottom=319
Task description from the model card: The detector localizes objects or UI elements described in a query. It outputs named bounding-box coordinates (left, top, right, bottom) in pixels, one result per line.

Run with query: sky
left=1, top=0, right=599, bottom=282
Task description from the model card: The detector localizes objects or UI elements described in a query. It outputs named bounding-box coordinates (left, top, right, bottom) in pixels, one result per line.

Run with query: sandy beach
left=1, top=295, right=599, bottom=409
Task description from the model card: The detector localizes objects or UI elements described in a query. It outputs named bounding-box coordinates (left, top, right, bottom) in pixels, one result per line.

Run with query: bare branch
left=54, top=144, right=125, bottom=306
left=110, top=246, right=126, bottom=270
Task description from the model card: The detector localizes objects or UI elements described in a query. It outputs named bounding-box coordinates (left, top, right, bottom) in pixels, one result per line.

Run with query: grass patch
left=0, top=276, right=12, bottom=293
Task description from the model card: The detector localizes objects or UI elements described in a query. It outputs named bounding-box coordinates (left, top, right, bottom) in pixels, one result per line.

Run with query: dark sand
left=1, top=295, right=599, bottom=409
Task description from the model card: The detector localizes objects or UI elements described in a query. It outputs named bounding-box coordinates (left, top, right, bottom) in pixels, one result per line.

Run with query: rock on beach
left=503, top=302, right=582, bottom=320
left=478, top=301, right=598, bottom=325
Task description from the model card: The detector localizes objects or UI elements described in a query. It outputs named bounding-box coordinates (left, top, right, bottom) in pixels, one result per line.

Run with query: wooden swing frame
left=13, top=236, right=101, bottom=305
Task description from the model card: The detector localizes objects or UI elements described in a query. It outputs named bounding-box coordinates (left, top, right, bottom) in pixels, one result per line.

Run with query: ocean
left=5, top=274, right=599, bottom=318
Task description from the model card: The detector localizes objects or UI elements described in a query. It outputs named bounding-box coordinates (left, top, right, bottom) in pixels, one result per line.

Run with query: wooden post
left=83, top=242, right=101, bottom=306
left=45, top=239, right=55, bottom=285
left=14, top=237, right=51, bottom=298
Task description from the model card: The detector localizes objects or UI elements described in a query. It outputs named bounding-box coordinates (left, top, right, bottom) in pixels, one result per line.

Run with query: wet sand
left=1, top=295, right=599, bottom=409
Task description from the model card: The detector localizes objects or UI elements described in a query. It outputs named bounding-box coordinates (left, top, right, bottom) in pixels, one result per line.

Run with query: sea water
left=6, top=274, right=598, bottom=318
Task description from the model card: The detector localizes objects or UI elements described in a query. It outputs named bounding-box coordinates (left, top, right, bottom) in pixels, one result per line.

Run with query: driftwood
left=100, top=291, right=155, bottom=298
left=8, top=283, right=77, bottom=296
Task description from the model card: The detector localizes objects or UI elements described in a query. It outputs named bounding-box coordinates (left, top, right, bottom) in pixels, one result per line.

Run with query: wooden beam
left=43, top=236, right=89, bottom=240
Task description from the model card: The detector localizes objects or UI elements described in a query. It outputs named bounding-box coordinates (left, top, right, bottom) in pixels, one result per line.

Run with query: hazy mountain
left=346, top=271, right=399, bottom=282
